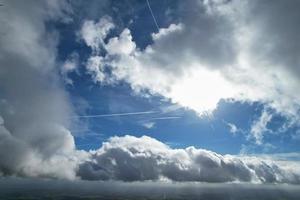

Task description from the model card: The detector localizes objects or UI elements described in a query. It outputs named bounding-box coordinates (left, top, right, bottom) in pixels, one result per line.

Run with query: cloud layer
left=78, top=135, right=300, bottom=184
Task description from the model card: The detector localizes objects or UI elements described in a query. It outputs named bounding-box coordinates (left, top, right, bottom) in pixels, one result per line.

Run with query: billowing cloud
left=0, top=0, right=86, bottom=179
left=78, top=135, right=300, bottom=184
left=80, top=16, right=114, bottom=52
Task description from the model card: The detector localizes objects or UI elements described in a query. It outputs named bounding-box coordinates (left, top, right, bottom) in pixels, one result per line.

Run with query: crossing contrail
left=146, top=0, right=160, bottom=32
left=72, top=111, right=157, bottom=119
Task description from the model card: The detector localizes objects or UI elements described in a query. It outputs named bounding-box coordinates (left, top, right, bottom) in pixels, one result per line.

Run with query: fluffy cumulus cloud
left=80, top=16, right=115, bottom=52
left=80, top=0, right=300, bottom=143
left=0, top=0, right=86, bottom=179
left=78, top=135, right=300, bottom=184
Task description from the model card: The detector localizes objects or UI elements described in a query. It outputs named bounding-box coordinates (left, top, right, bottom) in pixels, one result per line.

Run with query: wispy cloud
left=250, top=109, right=273, bottom=145
left=141, top=116, right=181, bottom=129
left=142, top=122, right=155, bottom=129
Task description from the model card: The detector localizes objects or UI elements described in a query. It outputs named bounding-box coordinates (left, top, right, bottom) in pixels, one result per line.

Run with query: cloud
left=151, top=23, right=183, bottom=40
left=61, top=52, right=79, bottom=85
left=142, top=121, right=155, bottom=129
left=0, top=0, right=86, bottom=179
left=86, top=55, right=107, bottom=83
left=226, top=122, right=239, bottom=135
left=106, top=29, right=136, bottom=55
left=218, top=0, right=300, bottom=120
left=250, top=109, right=273, bottom=145
left=77, top=135, right=300, bottom=184
left=140, top=116, right=181, bottom=129
left=80, top=16, right=114, bottom=52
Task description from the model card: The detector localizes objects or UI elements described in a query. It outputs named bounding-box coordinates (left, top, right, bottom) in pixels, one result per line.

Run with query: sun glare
left=169, top=67, right=236, bottom=115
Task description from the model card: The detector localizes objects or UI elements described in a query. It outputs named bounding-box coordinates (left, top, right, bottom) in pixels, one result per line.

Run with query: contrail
left=151, top=116, right=181, bottom=120
left=146, top=0, right=160, bottom=32
left=72, top=111, right=157, bottom=119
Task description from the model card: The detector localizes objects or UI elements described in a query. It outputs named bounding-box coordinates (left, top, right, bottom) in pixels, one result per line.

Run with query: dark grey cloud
left=150, top=0, right=237, bottom=72
left=244, top=0, right=300, bottom=76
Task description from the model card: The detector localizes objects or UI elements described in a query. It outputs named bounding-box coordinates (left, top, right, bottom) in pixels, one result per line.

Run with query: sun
left=168, top=66, right=237, bottom=115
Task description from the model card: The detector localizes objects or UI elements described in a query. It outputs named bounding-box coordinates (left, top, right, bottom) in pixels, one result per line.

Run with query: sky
left=0, top=0, right=300, bottom=198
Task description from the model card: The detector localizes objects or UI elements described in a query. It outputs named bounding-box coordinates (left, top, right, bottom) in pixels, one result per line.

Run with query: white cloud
left=62, top=60, right=77, bottom=73
left=226, top=122, right=238, bottom=135
left=151, top=23, right=183, bottom=40
left=106, top=29, right=136, bottom=55
left=80, top=16, right=114, bottom=52
left=250, top=109, right=273, bottom=145
left=78, top=135, right=300, bottom=184
left=62, top=53, right=78, bottom=73
left=61, top=52, right=79, bottom=84
left=86, top=56, right=107, bottom=83
left=142, top=122, right=155, bottom=129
